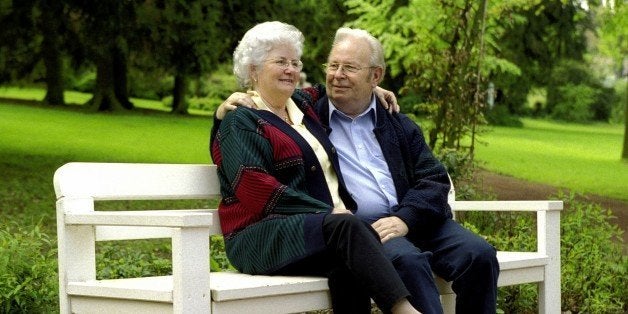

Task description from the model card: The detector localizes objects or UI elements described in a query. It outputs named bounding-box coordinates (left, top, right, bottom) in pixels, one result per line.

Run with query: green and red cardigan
left=209, top=91, right=356, bottom=274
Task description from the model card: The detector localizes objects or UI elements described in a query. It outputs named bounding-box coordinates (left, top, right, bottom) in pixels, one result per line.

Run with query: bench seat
left=64, top=251, right=549, bottom=313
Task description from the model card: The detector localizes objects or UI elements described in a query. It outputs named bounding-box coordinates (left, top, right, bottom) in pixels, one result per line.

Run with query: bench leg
left=537, top=210, right=561, bottom=314
left=172, top=227, right=210, bottom=313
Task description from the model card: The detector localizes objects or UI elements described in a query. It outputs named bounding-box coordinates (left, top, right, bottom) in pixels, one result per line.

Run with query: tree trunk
left=171, top=73, right=189, bottom=114
left=112, top=41, right=133, bottom=109
left=88, top=53, right=124, bottom=111
left=622, top=82, right=627, bottom=160
left=88, top=41, right=133, bottom=111
left=40, top=0, right=65, bottom=106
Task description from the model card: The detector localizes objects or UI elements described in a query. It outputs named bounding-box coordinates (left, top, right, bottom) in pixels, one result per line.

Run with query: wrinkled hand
left=371, top=216, right=408, bottom=243
left=331, top=208, right=353, bottom=215
left=374, top=86, right=400, bottom=114
left=216, top=92, right=257, bottom=120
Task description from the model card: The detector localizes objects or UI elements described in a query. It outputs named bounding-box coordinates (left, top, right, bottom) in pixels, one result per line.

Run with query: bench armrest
left=451, top=200, right=563, bottom=212
left=65, top=209, right=214, bottom=227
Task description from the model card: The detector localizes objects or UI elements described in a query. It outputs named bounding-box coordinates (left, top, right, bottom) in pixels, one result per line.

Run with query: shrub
left=485, top=104, right=524, bottom=127
left=0, top=223, right=58, bottom=313
left=550, top=83, right=597, bottom=123
left=560, top=194, right=626, bottom=313
left=546, top=59, right=615, bottom=123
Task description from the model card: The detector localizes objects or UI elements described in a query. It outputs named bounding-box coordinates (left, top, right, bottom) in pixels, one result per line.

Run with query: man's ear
left=371, top=66, right=384, bottom=87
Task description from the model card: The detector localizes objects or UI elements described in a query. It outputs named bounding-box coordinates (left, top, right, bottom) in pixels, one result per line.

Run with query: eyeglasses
left=323, top=63, right=375, bottom=74
left=267, top=58, right=303, bottom=71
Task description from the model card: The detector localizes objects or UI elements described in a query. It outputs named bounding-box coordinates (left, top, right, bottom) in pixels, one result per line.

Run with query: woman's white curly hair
left=233, top=21, right=304, bottom=88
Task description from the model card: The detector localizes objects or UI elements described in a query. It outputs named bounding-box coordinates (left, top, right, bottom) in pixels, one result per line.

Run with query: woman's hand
left=216, top=92, right=257, bottom=120
left=374, top=86, right=400, bottom=114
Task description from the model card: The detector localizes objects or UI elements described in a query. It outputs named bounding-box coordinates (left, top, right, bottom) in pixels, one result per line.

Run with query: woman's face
left=254, top=45, right=301, bottom=102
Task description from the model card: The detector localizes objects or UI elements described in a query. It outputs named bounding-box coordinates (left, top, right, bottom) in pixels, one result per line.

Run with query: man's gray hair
left=233, top=21, right=304, bottom=88
left=332, top=27, right=386, bottom=73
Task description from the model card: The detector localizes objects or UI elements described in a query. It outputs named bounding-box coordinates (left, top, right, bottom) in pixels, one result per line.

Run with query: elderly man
left=309, top=27, right=499, bottom=314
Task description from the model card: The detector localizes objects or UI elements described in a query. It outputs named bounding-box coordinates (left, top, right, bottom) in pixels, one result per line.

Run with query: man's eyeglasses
left=323, top=63, right=375, bottom=74
left=267, top=58, right=303, bottom=71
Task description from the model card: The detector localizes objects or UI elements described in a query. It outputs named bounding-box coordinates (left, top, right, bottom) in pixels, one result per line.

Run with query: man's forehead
left=329, top=40, right=370, bottom=63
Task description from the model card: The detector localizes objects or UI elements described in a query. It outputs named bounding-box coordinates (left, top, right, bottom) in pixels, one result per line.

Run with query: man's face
left=325, top=37, right=382, bottom=115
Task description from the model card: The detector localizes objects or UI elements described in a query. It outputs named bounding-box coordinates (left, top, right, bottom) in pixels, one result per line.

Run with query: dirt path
left=474, top=170, right=628, bottom=250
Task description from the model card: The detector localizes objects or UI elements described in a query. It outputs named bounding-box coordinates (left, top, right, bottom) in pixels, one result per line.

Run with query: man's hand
left=371, top=216, right=408, bottom=243
left=374, top=86, right=400, bottom=114
left=216, top=92, right=257, bottom=120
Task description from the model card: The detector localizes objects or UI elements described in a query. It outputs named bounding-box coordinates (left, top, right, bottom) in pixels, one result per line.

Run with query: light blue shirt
left=328, top=96, right=398, bottom=223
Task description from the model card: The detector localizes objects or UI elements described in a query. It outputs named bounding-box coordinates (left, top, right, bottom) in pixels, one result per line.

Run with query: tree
left=345, top=0, right=520, bottom=156
left=492, top=0, right=591, bottom=115
left=38, top=0, right=67, bottom=105
left=67, top=0, right=137, bottom=111
left=597, top=1, right=628, bottom=160
left=0, top=0, right=68, bottom=106
left=136, top=0, right=225, bottom=114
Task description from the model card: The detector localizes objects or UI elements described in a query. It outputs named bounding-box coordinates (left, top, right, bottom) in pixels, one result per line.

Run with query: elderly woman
left=210, top=22, right=418, bottom=314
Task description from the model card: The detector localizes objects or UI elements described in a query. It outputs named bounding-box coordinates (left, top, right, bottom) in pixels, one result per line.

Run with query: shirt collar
left=328, top=94, right=377, bottom=124
left=248, top=90, right=303, bottom=125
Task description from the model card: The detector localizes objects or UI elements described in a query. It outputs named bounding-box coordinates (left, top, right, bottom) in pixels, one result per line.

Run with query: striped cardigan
left=210, top=92, right=355, bottom=274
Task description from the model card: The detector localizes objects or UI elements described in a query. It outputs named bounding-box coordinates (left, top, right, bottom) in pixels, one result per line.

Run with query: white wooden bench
left=54, top=162, right=563, bottom=313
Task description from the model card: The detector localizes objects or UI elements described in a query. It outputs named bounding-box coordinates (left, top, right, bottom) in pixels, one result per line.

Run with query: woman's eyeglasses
left=267, top=58, right=303, bottom=71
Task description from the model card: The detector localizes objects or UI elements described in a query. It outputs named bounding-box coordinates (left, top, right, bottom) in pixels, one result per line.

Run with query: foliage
left=550, top=83, right=597, bottom=122
left=0, top=223, right=58, bottom=313
left=460, top=192, right=627, bottom=313
left=491, top=0, right=591, bottom=116
left=345, top=0, right=495, bottom=154
left=484, top=104, right=524, bottom=127
left=560, top=193, right=626, bottom=312
left=546, top=59, right=616, bottom=123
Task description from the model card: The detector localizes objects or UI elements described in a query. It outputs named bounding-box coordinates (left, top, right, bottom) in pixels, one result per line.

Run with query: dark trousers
left=274, top=214, right=410, bottom=314
left=382, top=219, right=499, bottom=314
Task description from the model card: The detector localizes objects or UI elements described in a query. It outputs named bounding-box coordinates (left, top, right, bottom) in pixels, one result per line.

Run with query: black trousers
left=273, top=214, right=410, bottom=314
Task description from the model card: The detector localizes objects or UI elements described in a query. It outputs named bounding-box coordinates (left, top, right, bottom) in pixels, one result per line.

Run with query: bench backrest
left=54, top=162, right=221, bottom=201
left=54, top=162, right=456, bottom=240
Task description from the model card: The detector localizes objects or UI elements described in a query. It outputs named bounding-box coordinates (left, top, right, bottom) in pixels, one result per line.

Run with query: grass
left=474, top=118, right=627, bottom=201
left=0, top=100, right=213, bottom=235
left=0, top=101, right=211, bottom=164
left=0, top=86, right=210, bottom=115
left=1, top=90, right=626, bottom=313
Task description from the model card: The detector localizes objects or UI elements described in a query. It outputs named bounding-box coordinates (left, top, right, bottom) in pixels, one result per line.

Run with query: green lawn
left=0, top=101, right=211, bottom=164
left=1, top=86, right=626, bottom=203
left=474, top=118, right=627, bottom=201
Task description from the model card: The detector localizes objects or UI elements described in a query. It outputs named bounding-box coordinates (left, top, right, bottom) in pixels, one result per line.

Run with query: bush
left=546, top=59, right=615, bottom=123
left=560, top=194, right=627, bottom=313
left=460, top=192, right=626, bottom=313
left=550, top=83, right=597, bottom=122
left=0, top=223, right=58, bottom=313
left=485, top=104, right=524, bottom=127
